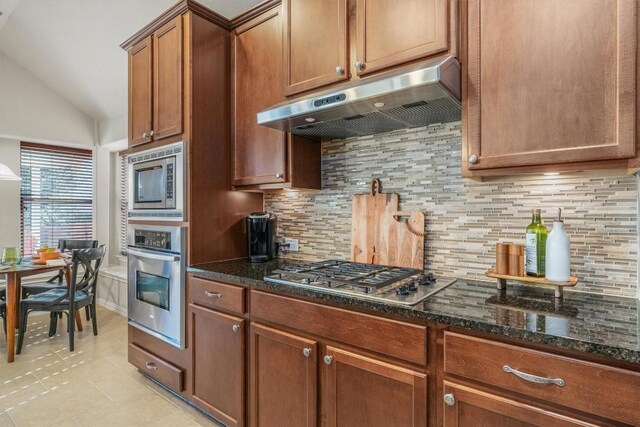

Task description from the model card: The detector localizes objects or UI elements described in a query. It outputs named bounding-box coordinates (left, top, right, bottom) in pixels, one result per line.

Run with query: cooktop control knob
left=395, top=286, right=410, bottom=296
left=407, top=282, right=418, bottom=292
left=419, top=275, right=434, bottom=286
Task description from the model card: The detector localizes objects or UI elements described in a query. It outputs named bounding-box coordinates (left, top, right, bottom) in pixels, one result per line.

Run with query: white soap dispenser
left=545, top=208, right=570, bottom=282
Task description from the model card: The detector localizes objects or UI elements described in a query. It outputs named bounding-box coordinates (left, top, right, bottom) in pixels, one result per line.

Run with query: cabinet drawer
left=251, top=290, right=427, bottom=365
left=128, top=343, right=184, bottom=392
left=189, top=276, right=245, bottom=314
left=444, top=332, right=640, bottom=426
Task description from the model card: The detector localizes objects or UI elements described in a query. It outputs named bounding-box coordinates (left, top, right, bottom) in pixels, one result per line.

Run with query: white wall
left=0, top=53, right=95, bottom=146
left=0, top=138, right=21, bottom=251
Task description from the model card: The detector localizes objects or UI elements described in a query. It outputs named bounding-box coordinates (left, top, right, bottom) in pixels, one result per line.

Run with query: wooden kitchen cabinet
left=461, top=0, right=638, bottom=176
left=281, top=0, right=453, bottom=96
left=128, top=36, right=153, bottom=146
left=190, top=304, right=245, bottom=427
left=442, top=382, right=596, bottom=427
left=128, top=16, right=183, bottom=147
left=323, top=346, right=427, bottom=427
left=232, top=5, right=321, bottom=190
left=282, top=0, right=349, bottom=95
left=354, top=0, right=449, bottom=77
left=249, top=323, right=318, bottom=427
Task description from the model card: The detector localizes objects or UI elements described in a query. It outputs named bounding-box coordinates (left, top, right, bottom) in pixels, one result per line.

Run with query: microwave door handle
left=127, top=248, right=180, bottom=262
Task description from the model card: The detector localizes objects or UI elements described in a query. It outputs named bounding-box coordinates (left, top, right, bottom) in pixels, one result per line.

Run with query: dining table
left=1, top=258, right=83, bottom=363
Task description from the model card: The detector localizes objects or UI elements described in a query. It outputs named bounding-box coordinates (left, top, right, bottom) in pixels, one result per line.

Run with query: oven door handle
left=127, top=248, right=180, bottom=262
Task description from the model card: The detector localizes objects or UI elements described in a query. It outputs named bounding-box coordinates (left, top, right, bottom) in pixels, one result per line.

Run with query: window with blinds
left=119, top=152, right=128, bottom=255
left=20, top=142, right=94, bottom=256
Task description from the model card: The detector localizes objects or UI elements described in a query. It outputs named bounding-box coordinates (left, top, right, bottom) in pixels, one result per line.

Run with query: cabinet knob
left=303, top=348, right=312, bottom=358
left=335, top=66, right=345, bottom=75
left=354, top=60, right=364, bottom=71
left=232, top=324, right=240, bottom=333
left=443, top=393, right=455, bottom=406
left=323, top=355, right=333, bottom=365
left=204, top=290, right=222, bottom=299
left=149, top=130, right=155, bottom=137
left=467, top=154, right=479, bottom=164
left=275, top=172, right=283, bottom=179
left=142, top=132, right=148, bottom=138
left=145, top=362, right=158, bottom=371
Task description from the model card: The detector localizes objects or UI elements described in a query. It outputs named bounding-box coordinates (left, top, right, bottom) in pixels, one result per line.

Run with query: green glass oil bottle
left=525, top=209, right=547, bottom=277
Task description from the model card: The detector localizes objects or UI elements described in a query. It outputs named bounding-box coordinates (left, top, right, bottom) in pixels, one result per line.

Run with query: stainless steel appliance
left=247, top=212, right=277, bottom=263
left=264, top=260, right=456, bottom=306
left=257, top=56, right=461, bottom=139
left=128, top=141, right=184, bottom=220
left=127, top=224, right=185, bottom=348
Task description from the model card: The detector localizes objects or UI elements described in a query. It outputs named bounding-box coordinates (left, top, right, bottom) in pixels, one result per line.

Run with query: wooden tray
left=485, top=270, right=579, bottom=298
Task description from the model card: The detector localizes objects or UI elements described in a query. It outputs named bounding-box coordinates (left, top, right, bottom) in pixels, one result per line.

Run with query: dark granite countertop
left=188, top=259, right=640, bottom=364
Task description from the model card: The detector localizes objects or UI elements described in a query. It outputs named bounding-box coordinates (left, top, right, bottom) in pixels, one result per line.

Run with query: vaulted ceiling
left=0, top=0, right=263, bottom=123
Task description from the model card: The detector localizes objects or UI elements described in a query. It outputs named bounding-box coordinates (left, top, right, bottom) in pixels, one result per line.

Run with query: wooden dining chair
left=16, top=245, right=106, bottom=354
left=22, top=239, right=99, bottom=320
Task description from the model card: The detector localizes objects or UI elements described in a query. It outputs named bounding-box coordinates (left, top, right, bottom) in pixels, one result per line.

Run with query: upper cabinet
left=462, top=0, right=638, bottom=176
left=354, top=0, right=449, bottom=77
left=128, top=16, right=183, bottom=147
left=283, top=0, right=349, bottom=96
left=232, top=5, right=321, bottom=190
left=282, top=0, right=454, bottom=96
left=129, top=37, right=153, bottom=146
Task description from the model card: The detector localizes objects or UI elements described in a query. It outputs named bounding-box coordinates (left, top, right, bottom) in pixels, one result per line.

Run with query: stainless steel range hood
left=257, top=56, right=461, bottom=140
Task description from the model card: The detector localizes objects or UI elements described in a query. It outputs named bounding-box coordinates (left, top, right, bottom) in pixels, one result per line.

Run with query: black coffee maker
left=246, top=212, right=277, bottom=263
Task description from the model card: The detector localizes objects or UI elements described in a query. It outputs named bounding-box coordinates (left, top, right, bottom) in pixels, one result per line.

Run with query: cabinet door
left=355, top=0, right=448, bottom=76
left=443, top=382, right=596, bottom=427
left=152, top=16, right=183, bottom=141
left=323, top=346, right=427, bottom=427
left=129, top=36, right=153, bottom=146
left=250, top=323, right=317, bottom=427
left=283, top=0, right=349, bottom=95
left=463, top=0, right=637, bottom=171
left=233, top=8, right=288, bottom=187
left=191, top=305, right=244, bottom=427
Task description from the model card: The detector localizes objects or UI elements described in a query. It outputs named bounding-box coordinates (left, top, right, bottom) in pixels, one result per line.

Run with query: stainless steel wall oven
left=127, top=224, right=185, bottom=348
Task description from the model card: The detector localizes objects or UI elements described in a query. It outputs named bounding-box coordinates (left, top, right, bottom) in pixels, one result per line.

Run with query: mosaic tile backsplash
left=265, top=122, right=639, bottom=298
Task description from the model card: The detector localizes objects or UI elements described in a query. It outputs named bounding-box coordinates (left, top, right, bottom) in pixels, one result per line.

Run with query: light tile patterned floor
left=0, top=307, right=221, bottom=427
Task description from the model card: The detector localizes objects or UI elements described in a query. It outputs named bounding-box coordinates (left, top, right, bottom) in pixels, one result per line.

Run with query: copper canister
left=496, top=243, right=509, bottom=274
left=508, top=244, right=524, bottom=276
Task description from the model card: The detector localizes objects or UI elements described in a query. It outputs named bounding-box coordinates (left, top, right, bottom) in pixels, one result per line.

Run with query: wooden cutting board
left=351, top=179, right=425, bottom=269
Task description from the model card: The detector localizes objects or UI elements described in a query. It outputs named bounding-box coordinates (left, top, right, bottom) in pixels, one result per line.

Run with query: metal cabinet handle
left=468, top=154, right=479, bottom=164
left=323, top=355, right=333, bottom=365
left=232, top=324, right=240, bottom=333
left=275, top=172, right=283, bottom=179
left=303, top=348, right=312, bottom=358
left=335, top=66, right=345, bottom=75
left=142, top=132, right=148, bottom=138
left=204, top=291, right=222, bottom=299
left=149, top=130, right=155, bottom=137
left=145, top=362, right=157, bottom=370
left=443, top=393, right=455, bottom=406
left=354, top=60, right=364, bottom=71
left=503, top=365, right=565, bottom=387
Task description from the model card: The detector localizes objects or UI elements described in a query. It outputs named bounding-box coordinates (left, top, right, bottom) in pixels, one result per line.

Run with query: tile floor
left=0, top=307, right=221, bottom=427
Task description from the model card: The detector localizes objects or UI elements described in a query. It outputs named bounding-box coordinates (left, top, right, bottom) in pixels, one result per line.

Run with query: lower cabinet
left=249, top=323, right=318, bottom=427
left=442, top=382, right=595, bottom=427
left=323, top=346, right=427, bottom=427
left=190, top=304, right=245, bottom=427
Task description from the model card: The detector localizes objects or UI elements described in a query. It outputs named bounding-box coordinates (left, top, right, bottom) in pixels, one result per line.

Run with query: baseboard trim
left=97, top=298, right=127, bottom=317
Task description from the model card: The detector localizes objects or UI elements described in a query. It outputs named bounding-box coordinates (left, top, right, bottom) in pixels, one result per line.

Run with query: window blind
left=20, top=142, right=94, bottom=256
left=119, top=151, right=128, bottom=255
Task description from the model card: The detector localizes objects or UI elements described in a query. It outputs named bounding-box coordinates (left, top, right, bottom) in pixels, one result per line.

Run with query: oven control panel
left=134, top=230, right=172, bottom=251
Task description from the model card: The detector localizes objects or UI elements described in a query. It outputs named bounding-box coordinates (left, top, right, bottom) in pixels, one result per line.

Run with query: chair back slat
left=69, top=246, right=106, bottom=303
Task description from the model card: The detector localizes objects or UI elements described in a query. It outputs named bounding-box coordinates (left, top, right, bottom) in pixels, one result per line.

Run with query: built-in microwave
left=128, top=141, right=184, bottom=220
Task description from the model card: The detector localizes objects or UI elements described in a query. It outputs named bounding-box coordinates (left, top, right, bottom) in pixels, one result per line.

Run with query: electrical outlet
left=284, top=238, right=299, bottom=251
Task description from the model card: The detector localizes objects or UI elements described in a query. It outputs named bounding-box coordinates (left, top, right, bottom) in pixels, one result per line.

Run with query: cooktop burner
left=264, top=260, right=456, bottom=306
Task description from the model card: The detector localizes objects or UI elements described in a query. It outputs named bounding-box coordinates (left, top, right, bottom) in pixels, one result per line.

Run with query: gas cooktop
left=264, top=260, right=456, bottom=306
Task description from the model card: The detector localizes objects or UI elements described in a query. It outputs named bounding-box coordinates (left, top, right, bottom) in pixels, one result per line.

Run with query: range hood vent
left=257, top=56, right=461, bottom=140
